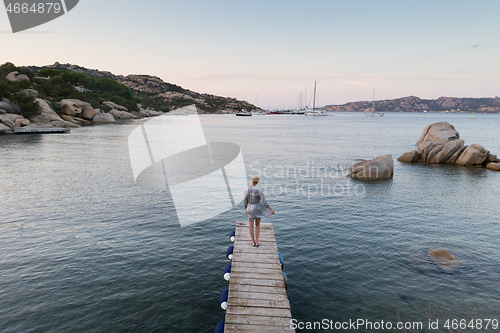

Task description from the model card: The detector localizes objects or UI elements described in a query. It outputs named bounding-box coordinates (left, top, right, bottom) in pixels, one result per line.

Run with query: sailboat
left=235, top=109, right=252, bottom=116
left=304, top=81, right=325, bottom=116
left=369, top=90, right=384, bottom=117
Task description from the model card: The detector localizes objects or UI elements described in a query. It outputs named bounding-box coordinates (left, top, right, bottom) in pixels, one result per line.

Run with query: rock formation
left=0, top=100, right=21, bottom=114
left=21, top=89, right=38, bottom=98
left=0, top=123, right=11, bottom=134
left=60, top=99, right=86, bottom=117
left=0, top=112, right=36, bottom=134
left=1, top=96, right=165, bottom=134
left=428, top=250, right=460, bottom=266
left=60, top=114, right=91, bottom=125
left=398, top=122, right=500, bottom=171
left=348, top=155, right=394, bottom=180
left=487, top=163, right=500, bottom=171
left=109, top=109, right=137, bottom=119
left=36, top=99, right=64, bottom=122
left=5, top=71, right=30, bottom=82
left=92, top=113, right=116, bottom=124
left=103, top=101, right=128, bottom=112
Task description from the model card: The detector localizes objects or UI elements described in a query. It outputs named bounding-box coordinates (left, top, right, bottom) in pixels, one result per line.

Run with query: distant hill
left=24, top=62, right=259, bottom=113
left=323, top=95, right=500, bottom=113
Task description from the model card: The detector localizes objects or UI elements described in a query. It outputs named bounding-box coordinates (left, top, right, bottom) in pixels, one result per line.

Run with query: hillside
left=323, top=95, right=500, bottom=113
left=24, top=62, right=259, bottom=113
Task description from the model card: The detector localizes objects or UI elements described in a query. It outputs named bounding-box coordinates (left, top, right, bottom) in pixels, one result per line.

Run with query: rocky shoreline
left=1, top=92, right=163, bottom=135
left=324, top=95, right=500, bottom=113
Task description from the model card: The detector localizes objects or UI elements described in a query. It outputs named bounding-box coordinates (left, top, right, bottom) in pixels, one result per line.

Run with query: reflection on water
left=1, top=113, right=500, bottom=332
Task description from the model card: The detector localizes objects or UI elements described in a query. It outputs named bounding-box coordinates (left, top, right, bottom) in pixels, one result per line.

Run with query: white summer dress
left=244, top=185, right=272, bottom=221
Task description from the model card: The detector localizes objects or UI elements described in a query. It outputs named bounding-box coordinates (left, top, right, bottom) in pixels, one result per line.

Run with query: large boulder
left=147, top=110, right=163, bottom=116
left=103, top=101, right=128, bottom=112
left=0, top=113, right=24, bottom=122
left=110, top=109, right=137, bottom=119
left=348, top=155, right=394, bottom=180
left=397, top=150, right=420, bottom=163
left=0, top=100, right=21, bottom=114
left=417, top=122, right=460, bottom=146
left=5, top=71, right=30, bottom=82
left=61, top=99, right=84, bottom=116
left=48, top=120, right=80, bottom=128
left=487, top=154, right=499, bottom=163
left=92, top=113, right=116, bottom=124
left=0, top=115, right=15, bottom=128
left=138, top=106, right=163, bottom=117
left=400, top=122, right=497, bottom=168
left=118, top=111, right=137, bottom=119
left=81, top=103, right=99, bottom=120
left=427, top=139, right=465, bottom=164
left=487, top=163, right=500, bottom=171
left=61, top=114, right=92, bottom=126
left=428, top=250, right=460, bottom=267
left=60, top=99, right=98, bottom=120
left=61, top=121, right=80, bottom=128
left=36, top=98, right=64, bottom=122
left=21, top=89, right=38, bottom=98
left=14, top=118, right=30, bottom=127
left=416, top=122, right=463, bottom=163
left=455, top=144, right=489, bottom=166
left=0, top=123, right=12, bottom=134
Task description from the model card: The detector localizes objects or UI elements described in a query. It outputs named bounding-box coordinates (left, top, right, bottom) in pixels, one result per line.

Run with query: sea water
left=0, top=112, right=499, bottom=332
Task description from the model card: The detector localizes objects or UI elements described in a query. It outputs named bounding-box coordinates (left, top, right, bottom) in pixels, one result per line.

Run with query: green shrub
left=10, top=93, right=41, bottom=118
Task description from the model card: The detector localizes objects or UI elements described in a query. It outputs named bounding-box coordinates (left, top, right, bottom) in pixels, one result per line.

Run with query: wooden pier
left=14, top=128, right=70, bottom=134
left=224, top=221, right=294, bottom=333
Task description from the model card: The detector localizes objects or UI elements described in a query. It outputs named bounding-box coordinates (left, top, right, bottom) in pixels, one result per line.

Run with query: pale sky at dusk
left=1, top=0, right=499, bottom=109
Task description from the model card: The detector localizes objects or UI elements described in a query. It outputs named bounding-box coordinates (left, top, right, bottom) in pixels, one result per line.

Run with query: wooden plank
left=234, top=262, right=282, bottom=270
left=229, top=277, right=285, bottom=288
left=234, top=247, right=278, bottom=254
left=226, top=305, right=292, bottom=318
left=230, top=270, right=283, bottom=280
left=236, top=243, right=278, bottom=249
left=228, top=284, right=287, bottom=295
left=227, top=297, right=290, bottom=309
left=224, top=323, right=294, bottom=332
left=228, top=290, right=289, bottom=301
left=225, top=314, right=293, bottom=326
left=232, top=258, right=280, bottom=265
left=231, top=267, right=281, bottom=275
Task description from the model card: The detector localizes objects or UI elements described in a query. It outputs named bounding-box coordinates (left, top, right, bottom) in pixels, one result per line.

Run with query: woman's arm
left=259, top=188, right=274, bottom=214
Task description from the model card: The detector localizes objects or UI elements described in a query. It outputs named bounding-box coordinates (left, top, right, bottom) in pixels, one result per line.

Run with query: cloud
left=348, top=80, right=368, bottom=86
left=472, top=44, right=480, bottom=48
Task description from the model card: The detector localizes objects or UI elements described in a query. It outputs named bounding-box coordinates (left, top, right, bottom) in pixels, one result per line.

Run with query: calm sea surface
left=1, top=112, right=500, bottom=332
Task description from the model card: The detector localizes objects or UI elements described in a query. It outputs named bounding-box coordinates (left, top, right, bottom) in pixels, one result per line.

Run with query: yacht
left=235, top=109, right=252, bottom=116
left=304, top=81, right=326, bottom=116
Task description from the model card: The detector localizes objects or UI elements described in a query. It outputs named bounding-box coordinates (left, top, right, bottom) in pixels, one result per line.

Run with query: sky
left=1, top=0, right=500, bottom=109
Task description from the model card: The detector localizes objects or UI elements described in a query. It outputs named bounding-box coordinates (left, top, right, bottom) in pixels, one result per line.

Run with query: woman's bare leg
left=248, top=219, right=256, bottom=246
left=255, top=218, right=261, bottom=246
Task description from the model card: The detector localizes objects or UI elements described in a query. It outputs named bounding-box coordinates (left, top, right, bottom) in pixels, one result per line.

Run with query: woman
left=244, top=176, right=275, bottom=247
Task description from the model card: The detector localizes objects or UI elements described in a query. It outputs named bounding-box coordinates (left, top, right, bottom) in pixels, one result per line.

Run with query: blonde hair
left=251, top=175, right=260, bottom=185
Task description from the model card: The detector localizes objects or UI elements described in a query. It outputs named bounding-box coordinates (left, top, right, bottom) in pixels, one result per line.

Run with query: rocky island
left=324, top=95, right=500, bottom=113
left=398, top=122, right=500, bottom=171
